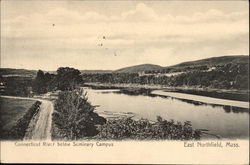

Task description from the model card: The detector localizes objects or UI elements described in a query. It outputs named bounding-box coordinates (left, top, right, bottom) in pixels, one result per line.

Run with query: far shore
left=83, top=82, right=249, bottom=102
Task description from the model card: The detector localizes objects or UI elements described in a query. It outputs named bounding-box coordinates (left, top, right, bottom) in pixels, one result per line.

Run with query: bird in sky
left=97, top=36, right=106, bottom=47
left=97, top=35, right=118, bottom=57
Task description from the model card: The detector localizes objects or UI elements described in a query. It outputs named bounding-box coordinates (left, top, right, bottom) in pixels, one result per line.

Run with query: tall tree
left=53, top=89, right=106, bottom=139
left=56, top=67, right=82, bottom=91
left=33, top=70, right=46, bottom=94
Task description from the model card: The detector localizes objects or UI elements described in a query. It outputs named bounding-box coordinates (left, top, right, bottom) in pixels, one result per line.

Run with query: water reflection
left=83, top=87, right=249, bottom=139
left=162, top=96, right=249, bottom=114
left=223, top=106, right=249, bottom=113
left=98, top=89, right=249, bottom=114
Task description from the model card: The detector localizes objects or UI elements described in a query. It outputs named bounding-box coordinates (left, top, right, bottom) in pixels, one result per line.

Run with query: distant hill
left=114, top=56, right=249, bottom=73
left=169, top=55, right=249, bottom=68
left=0, top=68, right=58, bottom=77
left=115, top=64, right=163, bottom=73
left=1, top=55, right=248, bottom=76
left=81, top=70, right=113, bottom=74
left=0, top=68, right=37, bottom=77
left=0, top=68, right=113, bottom=76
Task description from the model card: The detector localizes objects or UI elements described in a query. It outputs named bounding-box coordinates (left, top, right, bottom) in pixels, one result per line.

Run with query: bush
left=56, top=67, right=82, bottom=91
left=52, top=88, right=106, bottom=140
left=2, top=76, right=33, bottom=97
left=96, top=116, right=201, bottom=140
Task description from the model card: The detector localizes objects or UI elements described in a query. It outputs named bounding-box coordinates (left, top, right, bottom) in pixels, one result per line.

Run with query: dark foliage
left=52, top=88, right=106, bottom=140
left=32, top=70, right=56, bottom=94
left=0, top=68, right=37, bottom=77
left=169, top=88, right=249, bottom=102
left=32, top=67, right=82, bottom=94
left=118, top=88, right=152, bottom=96
left=96, top=116, right=201, bottom=140
left=31, top=67, right=82, bottom=95
left=0, top=101, right=41, bottom=140
left=32, top=70, right=47, bottom=94
left=1, top=76, right=33, bottom=97
left=82, top=63, right=249, bottom=90
left=56, top=67, right=82, bottom=91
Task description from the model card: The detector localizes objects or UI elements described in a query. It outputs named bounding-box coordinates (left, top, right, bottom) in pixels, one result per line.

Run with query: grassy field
left=0, top=97, right=36, bottom=133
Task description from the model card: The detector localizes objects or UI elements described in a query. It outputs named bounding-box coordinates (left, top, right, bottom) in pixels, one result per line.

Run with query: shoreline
left=152, top=90, right=249, bottom=109
left=83, top=82, right=249, bottom=102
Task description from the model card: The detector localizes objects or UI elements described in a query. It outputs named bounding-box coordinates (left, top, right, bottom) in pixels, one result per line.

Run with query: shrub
left=96, top=116, right=201, bottom=140
left=52, top=88, right=106, bottom=140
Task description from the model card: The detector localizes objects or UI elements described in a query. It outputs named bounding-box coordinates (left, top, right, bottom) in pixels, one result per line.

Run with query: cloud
left=2, top=3, right=248, bottom=39
left=121, top=3, right=159, bottom=22
left=1, top=3, right=249, bottom=70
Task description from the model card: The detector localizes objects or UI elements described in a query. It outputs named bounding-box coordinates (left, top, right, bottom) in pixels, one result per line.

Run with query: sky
left=1, top=0, right=249, bottom=70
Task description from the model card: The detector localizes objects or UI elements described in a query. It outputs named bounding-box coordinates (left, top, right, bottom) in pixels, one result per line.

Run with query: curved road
left=1, top=96, right=54, bottom=140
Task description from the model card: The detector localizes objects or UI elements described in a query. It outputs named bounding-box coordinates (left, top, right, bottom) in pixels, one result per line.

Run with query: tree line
left=1, top=62, right=248, bottom=98
left=0, top=76, right=33, bottom=97
left=0, top=67, right=83, bottom=96
left=82, top=63, right=249, bottom=90
left=32, top=67, right=82, bottom=94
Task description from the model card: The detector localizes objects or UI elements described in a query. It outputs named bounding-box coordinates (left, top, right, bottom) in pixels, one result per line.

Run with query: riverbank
left=84, top=83, right=249, bottom=102
left=152, top=90, right=249, bottom=109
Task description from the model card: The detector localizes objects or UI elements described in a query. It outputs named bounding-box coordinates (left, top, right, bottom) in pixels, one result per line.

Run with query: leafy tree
left=53, top=88, right=106, bottom=140
left=44, top=72, right=52, bottom=83
left=56, top=67, right=82, bottom=91
left=33, top=70, right=47, bottom=94
left=200, top=77, right=209, bottom=87
left=235, top=75, right=249, bottom=89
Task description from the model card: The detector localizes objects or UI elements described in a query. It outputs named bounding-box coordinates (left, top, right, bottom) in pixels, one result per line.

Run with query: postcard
left=0, top=0, right=249, bottom=164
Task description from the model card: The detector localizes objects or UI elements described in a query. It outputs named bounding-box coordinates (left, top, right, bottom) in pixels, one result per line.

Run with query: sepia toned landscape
left=0, top=1, right=249, bottom=141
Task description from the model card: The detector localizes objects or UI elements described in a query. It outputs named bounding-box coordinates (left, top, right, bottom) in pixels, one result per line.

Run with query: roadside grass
left=0, top=97, right=35, bottom=133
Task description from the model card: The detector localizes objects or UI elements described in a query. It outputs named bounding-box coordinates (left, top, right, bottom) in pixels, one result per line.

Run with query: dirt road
left=24, top=99, right=53, bottom=140
left=1, top=96, right=54, bottom=140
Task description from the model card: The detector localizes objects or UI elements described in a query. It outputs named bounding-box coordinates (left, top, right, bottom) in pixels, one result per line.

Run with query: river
left=83, top=87, right=249, bottom=139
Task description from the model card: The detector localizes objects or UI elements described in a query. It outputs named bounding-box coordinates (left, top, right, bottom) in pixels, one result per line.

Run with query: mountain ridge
left=170, top=55, right=249, bottom=68
left=113, top=55, right=249, bottom=73
left=1, top=55, right=248, bottom=75
left=114, top=64, right=163, bottom=73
